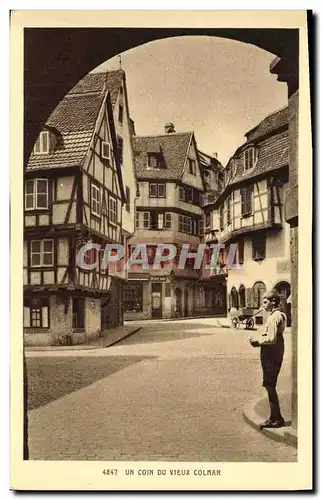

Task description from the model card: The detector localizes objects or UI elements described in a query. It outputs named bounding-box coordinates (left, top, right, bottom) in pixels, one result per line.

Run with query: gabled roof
left=198, top=150, right=223, bottom=171
left=245, top=105, right=288, bottom=142
left=133, top=132, right=193, bottom=180
left=69, top=70, right=124, bottom=108
left=218, top=106, right=289, bottom=194
left=27, top=70, right=124, bottom=172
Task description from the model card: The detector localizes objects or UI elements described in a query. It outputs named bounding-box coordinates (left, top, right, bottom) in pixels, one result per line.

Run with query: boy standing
left=249, top=289, right=286, bottom=429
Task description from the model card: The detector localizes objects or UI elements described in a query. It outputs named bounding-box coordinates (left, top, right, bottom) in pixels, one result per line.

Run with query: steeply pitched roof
left=133, top=132, right=193, bottom=180
left=198, top=150, right=223, bottom=171
left=213, top=107, right=289, bottom=201
left=27, top=70, right=124, bottom=171
left=245, top=105, right=288, bottom=142
left=69, top=70, right=124, bottom=108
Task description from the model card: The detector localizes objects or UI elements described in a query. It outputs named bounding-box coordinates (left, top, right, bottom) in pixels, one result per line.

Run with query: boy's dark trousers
left=260, top=336, right=284, bottom=422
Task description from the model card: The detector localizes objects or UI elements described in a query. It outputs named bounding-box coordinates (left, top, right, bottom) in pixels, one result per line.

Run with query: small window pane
left=43, top=253, right=53, bottom=265
left=26, top=181, right=34, bottom=194
left=149, top=184, right=157, bottom=197
left=31, top=241, right=41, bottom=253
left=42, top=132, right=49, bottom=152
left=43, top=240, right=53, bottom=252
left=37, top=194, right=47, bottom=208
left=31, top=254, right=41, bottom=266
left=37, top=179, right=47, bottom=193
left=26, top=194, right=34, bottom=209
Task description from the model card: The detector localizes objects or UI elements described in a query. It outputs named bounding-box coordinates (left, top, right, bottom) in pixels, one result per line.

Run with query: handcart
left=230, top=307, right=261, bottom=330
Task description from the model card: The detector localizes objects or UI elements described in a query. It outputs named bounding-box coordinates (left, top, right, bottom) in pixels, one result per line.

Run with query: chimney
left=212, top=152, right=218, bottom=159
left=164, top=122, right=175, bottom=134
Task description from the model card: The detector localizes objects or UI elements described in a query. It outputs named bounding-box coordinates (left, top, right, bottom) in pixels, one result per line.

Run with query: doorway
left=151, top=283, right=162, bottom=318
left=184, top=288, right=189, bottom=317
left=72, top=298, right=85, bottom=329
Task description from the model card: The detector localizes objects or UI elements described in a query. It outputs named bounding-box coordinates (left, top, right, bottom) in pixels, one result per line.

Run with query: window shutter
left=157, top=213, right=164, bottom=229
left=246, top=187, right=252, bottom=213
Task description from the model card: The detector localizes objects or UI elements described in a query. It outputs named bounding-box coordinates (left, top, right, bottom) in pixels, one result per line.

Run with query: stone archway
left=23, top=28, right=299, bottom=165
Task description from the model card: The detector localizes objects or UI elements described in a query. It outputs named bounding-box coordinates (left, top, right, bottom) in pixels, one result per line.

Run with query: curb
left=243, top=398, right=297, bottom=448
left=25, top=327, right=142, bottom=352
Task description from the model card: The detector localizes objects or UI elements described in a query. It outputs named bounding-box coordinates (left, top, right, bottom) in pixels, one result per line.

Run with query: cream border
left=10, top=10, right=312, bottom=491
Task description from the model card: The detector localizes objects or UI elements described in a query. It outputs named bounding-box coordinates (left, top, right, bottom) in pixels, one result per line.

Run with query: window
left=241, top=187, right=253, bottom=216
left=252, top=281, right=266, bottom=308
left=25, top=179, right=49, bottom=210
left=147, top=153, right=164, bottom=169
left=219, top=205, right=224, bottom=229
left=109, top=196, right=117, bottom=225
left=187, top=187, right=193, bottom=203
left=143, top=212, right=150, bottom=229
left=252, top=234, right=266, bottom=261
left=149, top=183, right=166, bottom=198
left=118, top=104, right=124, bottom=124
left=124, top=282, right=143, bottom=312
left=165, top=213, right=172, bottom=229
left=188, top=158, right=196, bottom=175
left=158, top=213, right=164, bottom=229
left=101, top=141, right=111, bottom=160
left=72, top=298, right=85, bottom=329
left=118, top=136, right=123, bottom=165
left=178, top=215, right=192, bottom=234
left=125, top=186, right=130, bottom=212
left=205, top=213, right=211, bottom=228
left=179, top=186, right=185, bottom=201
left=91, top=183, right=101, bottom=217
left=239, top=285, right=246, bottom=308
left=33, top=131, right=50, bottom=154
left=135, top=211, right=140, bottom=228
left=227, top=195, right=231, bottom=224
left=244, top=147, right=255, bottom=171
left=30, top=239, right=54, bottom=267
left=28, top=301, right=50, bottom=328
left=238, top=238, right=244, bottom=264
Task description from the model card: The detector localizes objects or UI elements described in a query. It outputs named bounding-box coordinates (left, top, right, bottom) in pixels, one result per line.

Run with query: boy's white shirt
left=249, top=309, right=286, bottom=345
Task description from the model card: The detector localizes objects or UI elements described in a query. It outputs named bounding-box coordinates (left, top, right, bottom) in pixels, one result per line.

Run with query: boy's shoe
left=259, top=419, right=285, bottom=430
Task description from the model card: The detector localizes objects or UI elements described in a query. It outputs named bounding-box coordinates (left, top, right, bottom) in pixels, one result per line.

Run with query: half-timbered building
left=209, top=106, right=291, bottom=325
left=23, top=71, right=134, bottom=345
left=197, top=151, right=227, bottom=316
left=124, top=123, right=205, bottom=320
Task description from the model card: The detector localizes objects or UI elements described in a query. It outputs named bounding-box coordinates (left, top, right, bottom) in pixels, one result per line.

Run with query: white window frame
left=165, top=213, right=171, bottom=229
left=179, top=186, right=185, bottom=201
left=91, top=183, right=101, bottom=217
left=25, top=178, right=49, bottom=210
left=101, top=141, right=111, bottom=161
left=33, top=131, right=50, bottom=155
left=30, top=239, right=54, bottom=267
left=149, top=183, right=158, bottom=198
left=109, top=196, right=117, bottom=225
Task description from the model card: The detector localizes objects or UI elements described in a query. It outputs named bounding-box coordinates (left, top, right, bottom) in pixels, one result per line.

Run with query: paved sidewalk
left=28, top=325, right=296, bottom=461
left=25, top=325, right=141, bottom=351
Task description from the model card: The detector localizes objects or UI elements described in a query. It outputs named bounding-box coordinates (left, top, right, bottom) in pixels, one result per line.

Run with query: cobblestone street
left=27, top=319, right=296, bottom=461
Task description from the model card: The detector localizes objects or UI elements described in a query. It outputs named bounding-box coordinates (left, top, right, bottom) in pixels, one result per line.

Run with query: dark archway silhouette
left=24, top=28, right=298, bottom=166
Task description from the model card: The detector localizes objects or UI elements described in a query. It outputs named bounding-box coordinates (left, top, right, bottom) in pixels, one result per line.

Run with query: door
left=151, top=283, right=162, bottom=318
left=184, top=288, right=189, bottom=317
left=72, top=298, right=85, bottom=329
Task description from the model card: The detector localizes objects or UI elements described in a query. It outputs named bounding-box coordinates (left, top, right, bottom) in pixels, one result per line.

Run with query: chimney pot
left=165, top=122, right=175, bottom=134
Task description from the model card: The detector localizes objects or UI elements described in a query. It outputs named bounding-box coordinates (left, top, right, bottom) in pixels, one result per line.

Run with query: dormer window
left=101, top=141, right=111, bottom=161
left=147, top=153, right=164, bottom=169
left=244, top=147, right=256, bottom=171
left=33, top=131, right=50, bottom=154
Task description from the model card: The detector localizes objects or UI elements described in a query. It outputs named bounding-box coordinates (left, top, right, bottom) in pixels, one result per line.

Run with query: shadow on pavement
left=116, top=328, right=216, bottom=346
left=27, top=355, right=155, bottom=411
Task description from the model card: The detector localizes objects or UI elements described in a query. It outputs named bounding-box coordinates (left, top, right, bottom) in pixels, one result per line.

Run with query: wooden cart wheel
left=246, top=317, right=254, bottom=329
left=231, top=317, right=240, bottom=329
